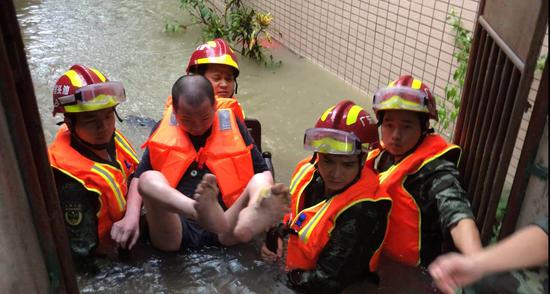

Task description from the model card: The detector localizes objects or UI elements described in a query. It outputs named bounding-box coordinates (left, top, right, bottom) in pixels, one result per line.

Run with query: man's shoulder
left=417, top=157, right=458, bottom=175
left=338, top=197, right=391, bottom=221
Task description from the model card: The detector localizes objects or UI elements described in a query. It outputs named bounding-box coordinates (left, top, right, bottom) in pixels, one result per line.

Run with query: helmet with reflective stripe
left=186, top=38, right=239, bottom=77
left=52, top=64, right=126, bottom=116
left=304, top=100, right=378, bottom=154
left=372, top=75, right=438, bottom=121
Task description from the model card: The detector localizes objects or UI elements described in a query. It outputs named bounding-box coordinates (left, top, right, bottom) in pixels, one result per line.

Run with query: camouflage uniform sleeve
left=287, top=200, right=391, bottom=292
left=421, top=158, right=475, bottom=230
left=54, top=170, right=99, bottom=257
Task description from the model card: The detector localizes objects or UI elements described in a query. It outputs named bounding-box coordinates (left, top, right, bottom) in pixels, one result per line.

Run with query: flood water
left=14, top=0, right=438, bottom=292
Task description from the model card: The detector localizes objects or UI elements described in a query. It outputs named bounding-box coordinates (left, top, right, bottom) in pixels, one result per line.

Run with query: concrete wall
left=243, top=0, right=478, bottom=123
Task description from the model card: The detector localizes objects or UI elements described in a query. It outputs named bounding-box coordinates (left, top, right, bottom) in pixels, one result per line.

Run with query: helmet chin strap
left=114, top=108, right=123, bottom=122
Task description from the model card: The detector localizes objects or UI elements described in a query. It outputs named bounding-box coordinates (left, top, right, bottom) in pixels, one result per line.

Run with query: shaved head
left=171, top=75, right=215, bottom=113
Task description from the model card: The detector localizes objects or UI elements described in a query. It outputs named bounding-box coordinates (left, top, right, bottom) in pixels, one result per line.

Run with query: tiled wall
left=217, top=0, right=548, bottom=186
left=242, top=0, right=479, bottom=134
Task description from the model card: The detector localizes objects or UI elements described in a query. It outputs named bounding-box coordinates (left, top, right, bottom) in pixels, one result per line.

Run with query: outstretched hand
left=260, top=238, right=284, bottom=263
left=111, top=215, right=140, bottom=250
left=428, top=252, right=484, bottom=294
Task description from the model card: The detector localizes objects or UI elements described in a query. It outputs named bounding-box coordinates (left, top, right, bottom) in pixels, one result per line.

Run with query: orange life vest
left=366, top=134, right=461, bottom=266
left=48, top=126, right=139, bottom=251
left=164, top=95, right=245, bottom=121
left=285, top=157, right=390, bottom=272
left=145, top=106, right=254, bottom=207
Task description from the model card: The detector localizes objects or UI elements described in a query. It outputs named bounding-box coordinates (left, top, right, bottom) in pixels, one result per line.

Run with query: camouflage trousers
left=462, top=266, right=548, bottom=294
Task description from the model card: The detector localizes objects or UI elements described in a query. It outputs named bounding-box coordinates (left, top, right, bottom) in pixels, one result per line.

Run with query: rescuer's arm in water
left=110, top=177, right=142, bottom=250
left=287, top=201, right=391, bottom=293
left=54, top=170, right=99, bottom=257
left=260, top=224, right=284, bottom=262
left=429, top=219, right=548, bottom=294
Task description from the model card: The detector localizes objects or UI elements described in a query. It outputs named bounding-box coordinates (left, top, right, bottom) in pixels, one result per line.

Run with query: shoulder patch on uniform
left=64, top=206, right=83, bottom=226
left=218, top=109, right=232, bottom=131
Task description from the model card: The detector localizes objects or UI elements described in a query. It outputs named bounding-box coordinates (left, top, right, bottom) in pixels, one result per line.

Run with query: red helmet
left=52, top=64, right=126, bottom=116
left=372, top=75, right=438, bottom=121
left=186, top=38, right=239, bottom=77
left=304, top=100, right=379, bottom=154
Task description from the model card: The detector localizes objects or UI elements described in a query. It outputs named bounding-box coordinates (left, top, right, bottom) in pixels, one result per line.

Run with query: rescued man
left=135, top=74, right=289, bottom=251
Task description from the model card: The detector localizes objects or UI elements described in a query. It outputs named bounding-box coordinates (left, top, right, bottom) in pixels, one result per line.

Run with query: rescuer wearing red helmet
left=48, top=64, right=141, bottom=257
left=366, top=75, right=481, bottom=267
left=261, top=100, right=392, bottom=292
left=185, top=38, right=245, bottom=120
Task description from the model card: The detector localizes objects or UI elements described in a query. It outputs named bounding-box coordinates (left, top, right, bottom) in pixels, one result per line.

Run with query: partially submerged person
left=366, top=75, right=482, bottom=267
left=262, top=100, right=392, bottom=292
left=136, top=75, right=289, bottom=251
left=48, top=64, right=141, bottom=257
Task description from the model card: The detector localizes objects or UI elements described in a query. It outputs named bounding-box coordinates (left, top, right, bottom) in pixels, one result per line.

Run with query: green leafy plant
left=437, top=9, right=472, bottom=136
left=171, top=0, right=280, bottom=66
left=536, top=54, right=547, bottom=72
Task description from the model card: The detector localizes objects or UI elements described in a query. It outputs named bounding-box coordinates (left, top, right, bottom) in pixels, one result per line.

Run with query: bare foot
left=194, top=173, right=229, bottom=234
left=233, top=183, right=290, bottom=242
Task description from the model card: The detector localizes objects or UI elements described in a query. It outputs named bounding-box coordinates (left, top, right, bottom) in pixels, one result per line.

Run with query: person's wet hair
left=171, top=75, right=215, bottom=113
left=188, top=64, right=207, bottom=76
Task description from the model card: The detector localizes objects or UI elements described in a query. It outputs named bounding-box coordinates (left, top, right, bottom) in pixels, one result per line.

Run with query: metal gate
left=453, top=0, right=548, bottom=244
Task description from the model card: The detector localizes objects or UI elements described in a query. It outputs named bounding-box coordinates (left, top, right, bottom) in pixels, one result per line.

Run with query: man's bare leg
left=216, top=181, right=253, bottom=246
left=193, top=174, right=229, bottom=235
left=138, top=170, right=196, bottom=252
left=193, top=171, right=288, bottom=245
left=232, top=173, right=290, bottom=243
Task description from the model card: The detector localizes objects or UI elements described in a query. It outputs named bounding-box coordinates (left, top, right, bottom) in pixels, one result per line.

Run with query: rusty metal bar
left=473, top=55, right=513, bottom=194
left=499, top=58, right=548, bottom=239
left=0, top=0, right=78, bottom=292
left=461, top=30, right=491, bottom=191
left=454, top=0, right=487, bottom=144
left=469, top=46, right=507, bottom=215
left=473, top=57, right=517, bottom=223
left=464, top=38, right=497, bottom=197
left=458, top=28, right=489, bottom=152
left=478, top=68, right=521, bottom=242
left=478, top=16, right=525, bottom=72
left=461, top=30, right=492, bottom=210
left=457, top=29, right=487, bottom=151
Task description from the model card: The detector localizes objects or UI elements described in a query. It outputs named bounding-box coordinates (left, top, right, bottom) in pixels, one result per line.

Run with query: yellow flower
left=256, top=12, right=273, bottom=27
